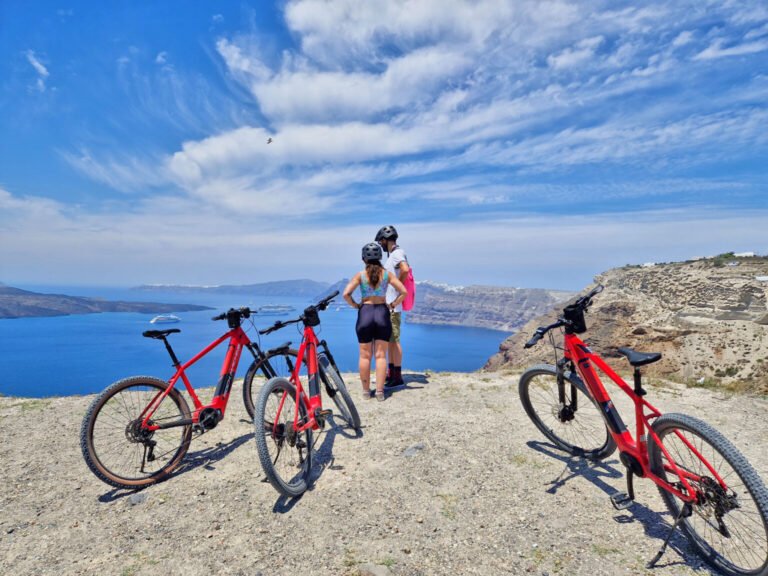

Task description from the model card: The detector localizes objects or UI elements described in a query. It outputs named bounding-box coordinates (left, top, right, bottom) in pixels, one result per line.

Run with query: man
left=375, top=225, right=410, bottom=390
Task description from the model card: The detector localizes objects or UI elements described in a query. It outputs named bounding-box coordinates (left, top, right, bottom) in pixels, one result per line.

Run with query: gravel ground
left=1, top=370, right=766, bottom=576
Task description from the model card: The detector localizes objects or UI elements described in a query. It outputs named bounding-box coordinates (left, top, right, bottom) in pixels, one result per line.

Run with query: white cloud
left=694, top=38, right=768, bottom=60
left=2, top=183, right=767, bottom=289
left=39, top=0, right=766, bottom=290
left=547, top=36, right=605, bottom=70
left=155, top=51, right=168, bottom=65
left=25, top=50, right=49, bottom=92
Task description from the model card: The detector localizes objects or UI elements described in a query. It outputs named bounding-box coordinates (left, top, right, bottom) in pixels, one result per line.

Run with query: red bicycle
left=520, top=285, right=768, bottom=575
left=253, top=290, right=361, bottom=497
left=80, top=307, right=303, bottom=489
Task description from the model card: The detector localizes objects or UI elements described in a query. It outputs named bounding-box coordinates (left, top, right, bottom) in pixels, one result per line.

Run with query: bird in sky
left=267, top=137, right=273, bottom=144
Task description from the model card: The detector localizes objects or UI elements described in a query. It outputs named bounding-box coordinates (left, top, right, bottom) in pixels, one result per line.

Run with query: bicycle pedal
left=610, top=492, right=634, bottom=511
left=315, top=409, right=333, bottom=418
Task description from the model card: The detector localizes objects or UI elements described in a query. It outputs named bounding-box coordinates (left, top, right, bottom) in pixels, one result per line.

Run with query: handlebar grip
left=524, top=332, right=543, bottom=349
left=212, top=313, right=226, bottom=321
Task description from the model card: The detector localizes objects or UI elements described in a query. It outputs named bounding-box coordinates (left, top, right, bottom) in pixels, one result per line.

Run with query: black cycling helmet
left=362, top=242, right=383, bottom=261
left=375, top=225, right=398, bottom=242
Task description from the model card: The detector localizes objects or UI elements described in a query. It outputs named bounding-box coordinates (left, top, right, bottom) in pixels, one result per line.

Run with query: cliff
left=406, top=281, right=574, bottom=332
left=485, top=254, right=768, bottom=394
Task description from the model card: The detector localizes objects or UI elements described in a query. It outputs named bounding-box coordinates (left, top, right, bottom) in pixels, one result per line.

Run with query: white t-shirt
left=384, top=247, right=407, bottom=313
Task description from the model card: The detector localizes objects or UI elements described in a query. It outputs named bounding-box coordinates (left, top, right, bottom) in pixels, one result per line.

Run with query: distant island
left=134, top=279, right=330, bottom=298
left=0, top=285, right=213, bottom=319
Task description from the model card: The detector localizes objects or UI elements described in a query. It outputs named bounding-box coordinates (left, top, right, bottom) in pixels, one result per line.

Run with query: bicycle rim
left=650, top=413, right=768, bottom=576
left=80, top=376, right=192, bottom=489
left=254, top=377, right=312, bottom=497
left=519, top=364, right=616, bottom=460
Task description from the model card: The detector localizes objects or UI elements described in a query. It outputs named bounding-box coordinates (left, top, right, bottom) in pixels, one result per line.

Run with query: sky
left=1, top=0, right=766, bottom=291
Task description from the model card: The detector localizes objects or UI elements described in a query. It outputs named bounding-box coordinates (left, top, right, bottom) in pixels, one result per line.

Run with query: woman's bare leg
left=374, top=340, right=388, bottom=396
left=359, top=342, right=373, bottom=395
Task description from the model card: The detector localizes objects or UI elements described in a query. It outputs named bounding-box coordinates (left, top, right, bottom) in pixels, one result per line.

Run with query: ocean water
left=0, top=286, right=510, bottom=398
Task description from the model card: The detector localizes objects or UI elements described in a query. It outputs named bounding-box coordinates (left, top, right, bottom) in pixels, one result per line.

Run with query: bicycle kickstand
left=646, top=502, right=692, bottom=569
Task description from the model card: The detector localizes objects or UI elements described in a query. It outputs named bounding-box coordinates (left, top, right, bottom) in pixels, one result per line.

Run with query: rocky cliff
left=485, top=255, right=768, bottom=394
left=406, top=281, right=574, bottom=332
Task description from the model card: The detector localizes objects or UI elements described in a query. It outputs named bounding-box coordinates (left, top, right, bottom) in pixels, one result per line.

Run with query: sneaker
left=363, top=390, right=373, bottom=401
left=375, top=390, right=386, bottom=402
left=384, top=378, right=405, bottom=390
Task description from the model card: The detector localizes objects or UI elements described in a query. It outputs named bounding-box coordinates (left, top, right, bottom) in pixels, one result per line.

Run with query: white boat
left=150, top=314, right=181, bottom=324
left=257, top=305, right=295, bottom=316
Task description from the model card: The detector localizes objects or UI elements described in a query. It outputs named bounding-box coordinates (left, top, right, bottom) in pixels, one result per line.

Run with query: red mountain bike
left=81, top=307, right=302, bottom=490
left=253, top=290, right=361, bottom=497
left=520, top=285, right=768, bottom=575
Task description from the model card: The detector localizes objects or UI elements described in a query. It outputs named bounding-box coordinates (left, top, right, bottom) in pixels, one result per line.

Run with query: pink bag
left=402, top=268, right=416, bottom=311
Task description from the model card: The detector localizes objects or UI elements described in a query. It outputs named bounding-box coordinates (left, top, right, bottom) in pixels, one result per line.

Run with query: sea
left=0, top=286, right=511, bottom=398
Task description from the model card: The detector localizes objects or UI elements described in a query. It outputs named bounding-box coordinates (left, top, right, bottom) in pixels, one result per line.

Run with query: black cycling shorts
left=355, top=303, right=392, bottom=343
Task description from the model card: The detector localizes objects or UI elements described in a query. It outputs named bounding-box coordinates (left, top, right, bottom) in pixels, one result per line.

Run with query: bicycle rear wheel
left=318, top=353, right=361, bottom=431
left=253, top=377, right=313, bottom=497
left=80, top=376, right=192, bottom=489
left=519, top=364, right=616, bottom=460
left=649, top=413, right=768, bottom=576
left=243, top=348, right=303, bottom=420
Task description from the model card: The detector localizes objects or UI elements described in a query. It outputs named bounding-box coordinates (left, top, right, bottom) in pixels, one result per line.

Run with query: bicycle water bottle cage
left=303, top=306, right=321, bottom=327
left=563, top=304, right=588, bottom=334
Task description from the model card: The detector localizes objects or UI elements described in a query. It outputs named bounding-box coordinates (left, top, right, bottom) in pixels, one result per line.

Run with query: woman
left=343, top=242, right=407, bottom=401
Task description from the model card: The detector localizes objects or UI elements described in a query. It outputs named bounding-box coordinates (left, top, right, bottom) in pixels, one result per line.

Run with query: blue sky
left=1, top=1, right=766, bottom=290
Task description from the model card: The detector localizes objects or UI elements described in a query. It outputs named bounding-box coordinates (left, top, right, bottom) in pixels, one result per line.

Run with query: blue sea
left=0, top=286, right=510, bottom=398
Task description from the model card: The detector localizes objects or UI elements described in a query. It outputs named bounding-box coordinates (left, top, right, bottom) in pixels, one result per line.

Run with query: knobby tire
left=253, top=377, right=313, bottom=498
left=80, top=376, right=192, bottom=489
left=649, top=413, right=768, bottom=576
left=519, top=364, right=617, bottom=460
left=243, top=348, right=303, bottom=420
left=318, top=354, right=361, bottom=431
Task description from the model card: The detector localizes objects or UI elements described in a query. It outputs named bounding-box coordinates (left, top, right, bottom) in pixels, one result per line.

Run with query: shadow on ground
left=526, top=440, right=712, bottom=574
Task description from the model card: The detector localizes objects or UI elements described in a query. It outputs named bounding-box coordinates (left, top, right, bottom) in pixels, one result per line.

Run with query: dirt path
left=1, top=371, right=767, bottom=576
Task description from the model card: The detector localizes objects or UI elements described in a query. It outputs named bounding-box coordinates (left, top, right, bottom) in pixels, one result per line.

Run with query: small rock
left=128, top=493, right=147, bottom=506
left=357, top=563, right=392, bottom=576
left=402, top=442, right=426, bottom=457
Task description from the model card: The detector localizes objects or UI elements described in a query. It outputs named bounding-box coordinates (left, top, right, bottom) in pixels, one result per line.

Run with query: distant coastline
left=0, top=284, right=212, bottom=319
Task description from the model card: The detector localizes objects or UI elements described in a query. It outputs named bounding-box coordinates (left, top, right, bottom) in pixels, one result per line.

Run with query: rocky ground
left=1, top=370, right=767, bottom=576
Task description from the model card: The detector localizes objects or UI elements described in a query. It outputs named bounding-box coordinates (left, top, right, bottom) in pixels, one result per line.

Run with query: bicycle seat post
left=633, top=367, right=647, bottom=397
left=161, top=337, right=181, bottom=369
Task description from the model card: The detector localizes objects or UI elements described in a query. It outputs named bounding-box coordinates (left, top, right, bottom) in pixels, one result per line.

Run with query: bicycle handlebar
left=524, top=320, right=565, bottom=348
left=523, top=284, right=604, bottom=348
left=211, top=307, right=253, bottom=327
left=259, top=318, right=301, bottom=335
left=258, top=291, right=340, bottom=335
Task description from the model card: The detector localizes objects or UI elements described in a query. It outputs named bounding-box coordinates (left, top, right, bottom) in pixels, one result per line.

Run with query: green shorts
left=389, top=311, right=401, bottom=343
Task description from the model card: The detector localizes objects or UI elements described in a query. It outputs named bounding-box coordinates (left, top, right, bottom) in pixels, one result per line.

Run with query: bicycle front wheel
left=80, top=376, right=192, bottom=489
left=253, top=377, right=313, bottom=497
left=649, top=413, right=768, bottom=576
left=319, top=353, right=361, bottom=431
left=519, top=364, right=616, bottom=460
left=243, top=348, right=303, bottom=420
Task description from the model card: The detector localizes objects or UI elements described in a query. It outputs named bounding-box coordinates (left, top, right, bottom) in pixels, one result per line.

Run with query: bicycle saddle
left=617, top=347, right=661, bottom=367
left=142, top=329, right=181, bottom=339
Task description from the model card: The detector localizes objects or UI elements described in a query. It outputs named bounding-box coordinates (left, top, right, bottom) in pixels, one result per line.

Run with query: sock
left=388, top=363, right=394, bottom=379
left=394, top=366, right=402, bottom=381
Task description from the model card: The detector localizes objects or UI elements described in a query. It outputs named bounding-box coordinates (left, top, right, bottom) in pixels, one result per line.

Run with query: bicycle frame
left=139, top=326, right=254, bottom=431
left=563, top=332, right=728, bottom=503
left=277, top=324, right=324, bottom=433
